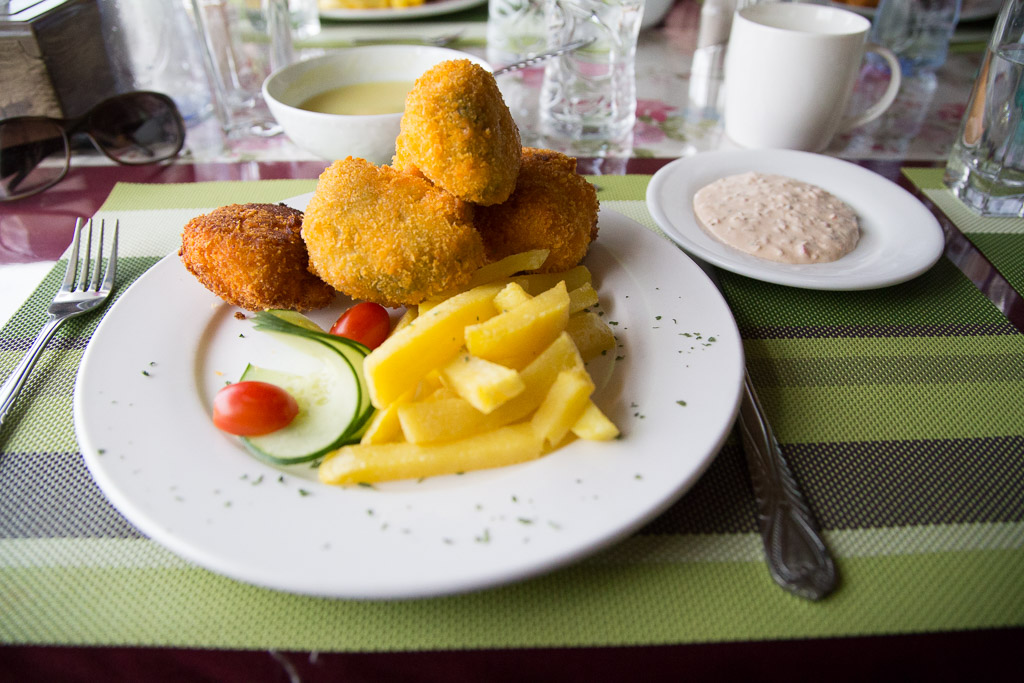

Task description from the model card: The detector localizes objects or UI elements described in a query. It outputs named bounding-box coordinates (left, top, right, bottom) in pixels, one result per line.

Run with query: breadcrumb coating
left=393, top=59, right=521, bottom=206
left=179, top=203, right=335, bottom=312
left=302, top=157, right=485, bottom=307
left=474, top=148, right=599, bottom=273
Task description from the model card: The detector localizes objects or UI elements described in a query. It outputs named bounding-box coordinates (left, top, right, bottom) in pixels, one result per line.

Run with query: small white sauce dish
left=263, top=45, right=490, bottom=165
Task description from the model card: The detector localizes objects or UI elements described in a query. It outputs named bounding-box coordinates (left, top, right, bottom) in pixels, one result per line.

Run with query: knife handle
left=738, top=372, right=838, bottom=600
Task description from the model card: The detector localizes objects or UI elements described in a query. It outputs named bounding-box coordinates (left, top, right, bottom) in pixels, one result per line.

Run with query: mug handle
left=839, top=45, right=902, bottom=132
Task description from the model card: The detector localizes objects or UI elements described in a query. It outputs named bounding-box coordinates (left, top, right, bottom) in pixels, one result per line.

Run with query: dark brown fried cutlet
left=179, top=203, right=335, bottom=312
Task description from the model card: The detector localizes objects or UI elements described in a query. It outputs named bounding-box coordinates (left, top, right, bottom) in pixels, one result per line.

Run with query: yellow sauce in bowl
left=298, top=81, right=415, bottom=115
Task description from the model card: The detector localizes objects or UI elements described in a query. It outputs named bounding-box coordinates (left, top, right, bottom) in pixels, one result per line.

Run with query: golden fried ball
left=301, top=157, right=485, bottom=307
left=474, top=148, right=599, bottom=273
left=393, top=59, right=521, bottom=206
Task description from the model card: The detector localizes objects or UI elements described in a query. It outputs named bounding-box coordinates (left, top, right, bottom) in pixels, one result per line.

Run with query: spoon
left=492, top=38, right=597, bottom=77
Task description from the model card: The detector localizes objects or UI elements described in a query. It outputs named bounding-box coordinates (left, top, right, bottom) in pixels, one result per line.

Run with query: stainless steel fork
left=350, top=31, right=464, bottom=47
left=0, top=218, right=118, bottom=428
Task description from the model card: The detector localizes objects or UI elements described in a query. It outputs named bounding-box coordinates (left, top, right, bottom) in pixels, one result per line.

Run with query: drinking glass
left=869, top=0, right=961, bottom=76
left=191, top=0, right=315, bottom=137
left=944, top=0, right=1024, bottom=216
left=539, top=0, right=645, bottom=145
left=487, top=0, right=547, bottom=68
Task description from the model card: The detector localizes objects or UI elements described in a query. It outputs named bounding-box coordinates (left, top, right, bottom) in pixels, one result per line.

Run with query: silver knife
left=702, top=262, right=838, bottom=601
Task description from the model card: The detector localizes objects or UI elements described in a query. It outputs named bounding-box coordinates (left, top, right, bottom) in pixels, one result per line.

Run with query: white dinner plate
left=320, top=0, right=485, bottom=21
left=74, top=207, right=744, bottom=599
left=646, top=150, right=945, bottom=291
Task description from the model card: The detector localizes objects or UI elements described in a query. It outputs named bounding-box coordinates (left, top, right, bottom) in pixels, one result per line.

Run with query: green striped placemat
left=2, top=178, right=1022, bottom=650
left=904, top=167, right=1024, bottom=298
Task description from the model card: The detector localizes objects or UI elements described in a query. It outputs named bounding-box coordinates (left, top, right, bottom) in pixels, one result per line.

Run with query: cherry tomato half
left=212, top=381, right=299, bottom=436
left=329, top=301, right=391, bottom=349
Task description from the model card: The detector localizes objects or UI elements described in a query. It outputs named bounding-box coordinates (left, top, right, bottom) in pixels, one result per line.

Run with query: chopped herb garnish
left=655, top=316, right=662, bottom=320
left=251, top=474, right=264, bottom=485
left=298, top=488, right=311, bottom=497
left=141, top=370, right=150, bottom=377
left=357, top=482, right=375, bottom=489
left=518, top=517, right=534, bottom=525
left=676, top=400, right=687, bottom=407
left=475, top=529, right=491, bottom=544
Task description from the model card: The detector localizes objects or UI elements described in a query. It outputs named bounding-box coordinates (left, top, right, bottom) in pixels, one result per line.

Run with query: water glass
left=487, top=0, right=547, bottom=67
left=98, top=0, right=213, bottom=126
left=191, top=0, right=317, bottom=137
left=869, top=0, right=962, bottom=75
left=944, top=0, right=1024, bottom=216
left=539, top=0, right=645, bottom=145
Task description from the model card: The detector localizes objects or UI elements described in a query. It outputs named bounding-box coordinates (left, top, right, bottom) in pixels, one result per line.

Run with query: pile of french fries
left=318, top=250, right=620, bottom=486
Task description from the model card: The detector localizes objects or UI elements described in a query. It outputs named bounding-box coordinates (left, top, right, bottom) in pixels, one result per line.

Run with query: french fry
left=465, top=249, right=550, bottom=288
left=571, top=401, right=619, bottom=441
left=511, top=265, right=591, bottom=295
left=566, top=311, right=616, bottom=362
left=465, top=281, right=570, bottom=369
left=397, top=397, right=486, bottom=443
left=441, top=352, right=525, bottom=414
left=531, top=368, right=595, bottom=447
left=363, top=283, right=502, bottom=407
left=568, top=282, right=599, bottom=314
left=360, top=401, right=404, bottom=445
left=320, top=270, right=621, bottom=485
left=319, top=423, right=544, bottom=485
left=392, top=307, right=417, bottom=334
left=493, top=281, right=533, bottom=313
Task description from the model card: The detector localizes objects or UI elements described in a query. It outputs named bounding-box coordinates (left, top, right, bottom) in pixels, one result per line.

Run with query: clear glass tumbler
left=944, top=0, right=1024, bottom=217
left=539, top=0, right=645, bottom=145
left=869, top=0, right=962, bottom=76
left=487, top=0, right=548, bottom=68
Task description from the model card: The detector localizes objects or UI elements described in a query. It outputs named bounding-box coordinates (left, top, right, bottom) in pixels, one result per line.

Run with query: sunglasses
left=0, top=91, right=185, bottom=202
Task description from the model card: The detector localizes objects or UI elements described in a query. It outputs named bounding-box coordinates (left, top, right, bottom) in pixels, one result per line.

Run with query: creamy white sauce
left=692, top=172, right=859, bottom=264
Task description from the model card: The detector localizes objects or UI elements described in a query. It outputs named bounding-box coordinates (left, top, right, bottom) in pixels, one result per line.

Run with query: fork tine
left=60, top=218, right=84, bottom=292
left=100, top=220, right=118, bottom=293
left=80, top=218, right=93, bottom=292
left=90, top=219, right=105, bottom=292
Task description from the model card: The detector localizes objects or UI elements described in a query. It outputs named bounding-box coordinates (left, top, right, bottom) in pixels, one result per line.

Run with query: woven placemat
left=904, top=167, right=1024, bottom=297
left=2, top=178, right=1022, bottom=650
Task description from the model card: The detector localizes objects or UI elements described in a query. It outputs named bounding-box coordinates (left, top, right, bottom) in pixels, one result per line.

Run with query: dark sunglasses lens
left=89, top=93, right=184, bottom=164
left=0, top=119, right=69, bottom=201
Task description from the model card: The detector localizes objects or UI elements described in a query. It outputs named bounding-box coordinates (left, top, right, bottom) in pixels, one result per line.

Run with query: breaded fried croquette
left=302, top=157, right=486, bottom=307
left=474, top=148, right=599, bottom=273
left=393, top=59, right=521, bottom=206
left=179, top=203, right=335, bottom=312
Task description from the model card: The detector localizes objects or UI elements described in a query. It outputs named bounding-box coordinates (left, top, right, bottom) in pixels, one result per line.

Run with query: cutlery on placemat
left=0, top=218, right=118, bottom=430
left=702, top=262, right=837, bottom=601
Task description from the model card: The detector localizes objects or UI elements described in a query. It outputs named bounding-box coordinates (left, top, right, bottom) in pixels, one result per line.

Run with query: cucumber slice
left=239, top=331, right=363, bottom=465
left=252, top=310, right=375, bottom=433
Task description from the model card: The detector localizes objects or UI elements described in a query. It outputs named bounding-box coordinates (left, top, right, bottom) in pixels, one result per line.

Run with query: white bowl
left=263, top=46, right=491, bottom=164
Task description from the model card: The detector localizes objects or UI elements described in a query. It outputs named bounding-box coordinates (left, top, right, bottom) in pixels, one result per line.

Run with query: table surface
left=2, top=2, right=1023, bottom=680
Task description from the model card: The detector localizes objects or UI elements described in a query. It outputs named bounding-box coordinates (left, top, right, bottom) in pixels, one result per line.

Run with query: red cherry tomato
left=329, top=302, right=391, bottom=349
left=212, top=381, right=299, bottom=436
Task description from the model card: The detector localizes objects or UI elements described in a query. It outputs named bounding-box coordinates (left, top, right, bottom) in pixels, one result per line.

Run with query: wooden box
left=0, top=0, right=117, bottom=119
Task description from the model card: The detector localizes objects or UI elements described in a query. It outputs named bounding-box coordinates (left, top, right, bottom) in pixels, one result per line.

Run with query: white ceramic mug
left=723, top=3, right=901, bottom=152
